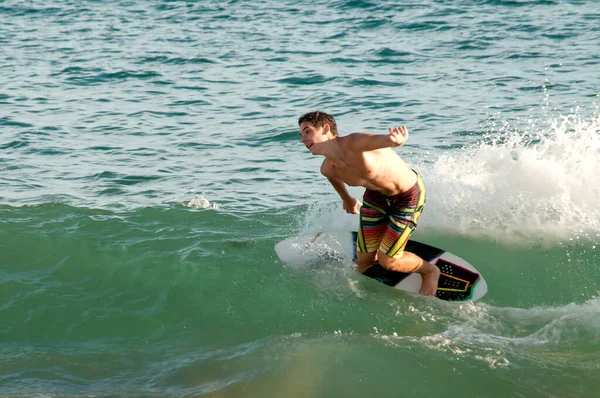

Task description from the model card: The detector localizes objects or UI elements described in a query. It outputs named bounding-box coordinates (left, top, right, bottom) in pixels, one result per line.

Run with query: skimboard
left=275, top=231, right=487, bottom=301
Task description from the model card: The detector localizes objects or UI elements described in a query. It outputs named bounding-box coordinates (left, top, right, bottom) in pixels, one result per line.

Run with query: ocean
left=2, top=0, right=600, bottom=396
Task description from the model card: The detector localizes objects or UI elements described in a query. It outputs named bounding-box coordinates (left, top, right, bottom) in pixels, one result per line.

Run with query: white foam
left=369, top=297, right=600, bottom=369
left=423, top=109, right=600, bottom=239
left=187, top=193, right=220, bottom=210
left=296, top=194, right=361, bottom=235
left=441, top=296, right=600, bottom=348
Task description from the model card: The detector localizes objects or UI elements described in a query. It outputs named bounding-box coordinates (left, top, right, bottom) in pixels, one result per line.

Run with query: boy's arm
left=327, top=177, right=353, bottom=203
left=325, top=176, right=362, bottom=215
left=346, top=126, right=409, bottom=152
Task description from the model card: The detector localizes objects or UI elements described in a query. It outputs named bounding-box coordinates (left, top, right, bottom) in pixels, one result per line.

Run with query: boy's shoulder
left=340, top=132, right=373, bottom=140
left=320, top=158, right=333, bottom=177
left=336, top=133, right=364, bottom=149
left=339, top=132, right=385, bottom=154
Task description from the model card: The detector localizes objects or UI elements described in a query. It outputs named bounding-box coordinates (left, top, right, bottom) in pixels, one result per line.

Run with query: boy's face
left=299, top=122, right=331, bottom=153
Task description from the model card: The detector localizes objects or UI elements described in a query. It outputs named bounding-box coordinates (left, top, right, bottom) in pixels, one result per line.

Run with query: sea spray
left=424, top=110, right=600, bottom=239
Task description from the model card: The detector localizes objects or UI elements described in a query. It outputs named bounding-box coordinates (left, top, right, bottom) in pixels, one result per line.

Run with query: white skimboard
left=275, top=231, right=487, bottom=302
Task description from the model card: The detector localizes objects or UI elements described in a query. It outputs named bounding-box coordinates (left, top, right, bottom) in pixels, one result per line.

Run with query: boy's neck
left=313, top=137, right=341, bottom=159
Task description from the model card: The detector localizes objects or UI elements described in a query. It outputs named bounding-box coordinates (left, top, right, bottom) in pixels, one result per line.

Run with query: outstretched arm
left=346, top=126, right=409, bottom=152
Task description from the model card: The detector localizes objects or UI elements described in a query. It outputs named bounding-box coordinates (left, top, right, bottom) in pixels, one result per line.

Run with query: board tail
left=432, top=258, right=481, bottom=301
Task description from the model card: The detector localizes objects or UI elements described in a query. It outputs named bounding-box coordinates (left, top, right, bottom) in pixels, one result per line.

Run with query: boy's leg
left=356, top=189, right=387, bottom=273
left=379, top=173, right=439, bottom=295
left=355, top=251, right=377, bottom=273
left=377, top=251, right=440, bottom=296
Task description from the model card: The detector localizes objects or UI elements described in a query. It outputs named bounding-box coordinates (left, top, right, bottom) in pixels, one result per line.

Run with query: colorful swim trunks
left=357, top=172, right=426, bottom=257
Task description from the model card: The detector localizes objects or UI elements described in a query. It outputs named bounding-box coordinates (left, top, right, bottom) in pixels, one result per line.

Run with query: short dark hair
left=298, top=111, right=338, bottom=137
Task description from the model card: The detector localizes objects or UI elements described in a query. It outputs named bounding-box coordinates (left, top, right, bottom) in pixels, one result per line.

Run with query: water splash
left=425, top=109, right=600, bottom=239
left=296, top=198, right=360, bottom=235
left=187, top=193, right=220, bottom=210
left=434, top=297, right=600, bottom=364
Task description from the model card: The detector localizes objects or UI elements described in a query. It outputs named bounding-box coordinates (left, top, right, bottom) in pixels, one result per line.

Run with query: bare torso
left=320, top=136, right=417, bottom=196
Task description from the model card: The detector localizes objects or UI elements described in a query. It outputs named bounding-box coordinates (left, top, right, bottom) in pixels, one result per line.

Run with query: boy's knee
left=378, top=252, right=397, bottom=270
left=356, top=251, right=376, bottom=264
left=379, top=250, right=424, bottom=273
left=355, top=251, right=376, bottom=272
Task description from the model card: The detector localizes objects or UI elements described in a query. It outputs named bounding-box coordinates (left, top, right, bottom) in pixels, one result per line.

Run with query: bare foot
left=418, top=263, right=441, bottom=296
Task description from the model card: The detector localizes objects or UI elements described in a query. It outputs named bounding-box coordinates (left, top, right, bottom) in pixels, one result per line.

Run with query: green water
left=3, top=203, right=600, bottom=396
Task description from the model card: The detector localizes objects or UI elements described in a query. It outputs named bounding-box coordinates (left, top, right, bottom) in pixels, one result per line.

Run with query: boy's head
left=298, top=111, right=338, bottom=137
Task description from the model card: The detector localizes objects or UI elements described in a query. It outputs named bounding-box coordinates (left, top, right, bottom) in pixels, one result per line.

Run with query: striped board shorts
left=357, top=172, right=426, bottom=258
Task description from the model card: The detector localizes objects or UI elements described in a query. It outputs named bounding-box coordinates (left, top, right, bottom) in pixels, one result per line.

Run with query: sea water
left=2, top=1, right=600, bottom=397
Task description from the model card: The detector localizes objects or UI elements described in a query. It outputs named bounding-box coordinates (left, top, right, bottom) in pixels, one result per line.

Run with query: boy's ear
left=322, top=124, right=330, bottom=135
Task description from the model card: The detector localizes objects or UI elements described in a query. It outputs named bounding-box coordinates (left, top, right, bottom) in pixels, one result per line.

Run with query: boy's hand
left=343, top=198, right=362, bottom=214
left=388, top=126, right=408, bottom=147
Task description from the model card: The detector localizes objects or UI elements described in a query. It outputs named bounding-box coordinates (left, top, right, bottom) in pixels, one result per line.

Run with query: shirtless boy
left=298, top=110, right=440, bottom=296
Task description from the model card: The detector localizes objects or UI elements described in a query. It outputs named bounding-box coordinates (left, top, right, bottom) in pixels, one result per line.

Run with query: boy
left=298, top=111, right=440, bottom=296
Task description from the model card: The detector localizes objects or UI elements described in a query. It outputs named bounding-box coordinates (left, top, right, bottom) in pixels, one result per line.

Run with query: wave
left=421, top=108, right=600, bottom=240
